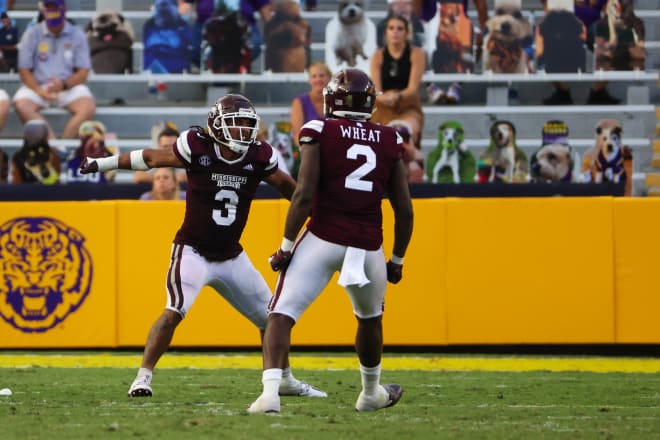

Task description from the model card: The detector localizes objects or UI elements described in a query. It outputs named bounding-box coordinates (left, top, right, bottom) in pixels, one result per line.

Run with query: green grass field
left=1, top=353, right=660, bottom=439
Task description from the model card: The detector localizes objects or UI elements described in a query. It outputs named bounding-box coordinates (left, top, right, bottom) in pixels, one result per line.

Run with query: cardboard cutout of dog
left=11, top=120, right=61, bottom=184
left=483, top=0, right=534, bottom=73
left=325, top=0, right=376, bottom=73
left=530, top=144, right=576, bottom=182
left=594, top=0, right=645, bottom=71
left=66, top=120, right=117, bottom=184
left=535, top=0, right=586, bottom=73
left=426, top=120, right=476, bottom=183
left=85, top=9, right=134, bottom=73
left=264, top=0, right=310, bottom=72
left=388, top=120, right=424, bottom=183
left=201, top=11, right=251, bottom=73
left=530, top=120, right=579, bottom=183
left=478, top=120, right=529, bottom=183
left=268, top=120, right=300, bottom=179
left=582, top=119, right=632, bottom=195
left=430, top=1, right=474, bottom=73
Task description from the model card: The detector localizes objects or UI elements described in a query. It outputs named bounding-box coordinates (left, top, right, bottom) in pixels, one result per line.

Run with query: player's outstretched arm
left=80, top=148, right=184, bottom=174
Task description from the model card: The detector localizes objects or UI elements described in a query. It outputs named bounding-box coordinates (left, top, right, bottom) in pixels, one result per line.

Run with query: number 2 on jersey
left=345, top=144, right=375, bottom=192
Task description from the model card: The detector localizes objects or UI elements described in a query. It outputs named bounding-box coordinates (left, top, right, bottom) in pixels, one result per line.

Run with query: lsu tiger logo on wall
left=0, top=217, right=93, bottom=333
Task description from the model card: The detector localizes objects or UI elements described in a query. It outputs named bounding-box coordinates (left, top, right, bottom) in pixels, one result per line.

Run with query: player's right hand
left=386, top=260, right=403, bottom=284
left=269, top=248, right=292, bottom=272
left=79, top=157, right=99, bottom=174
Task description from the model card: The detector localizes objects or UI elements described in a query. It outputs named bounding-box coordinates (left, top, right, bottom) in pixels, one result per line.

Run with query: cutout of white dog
left=325, top=0, right=377, bottom=73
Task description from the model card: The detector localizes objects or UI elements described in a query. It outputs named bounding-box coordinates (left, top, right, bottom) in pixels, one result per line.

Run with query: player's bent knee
left=161, top=309, right=183, bottom=327
left=268, top=312, right=296, bottom=329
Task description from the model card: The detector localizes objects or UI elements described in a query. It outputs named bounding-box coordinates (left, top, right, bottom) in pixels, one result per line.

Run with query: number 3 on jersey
left=345, top=144, right=375, bottom=192
left=213, top=189, right=238, bottom=225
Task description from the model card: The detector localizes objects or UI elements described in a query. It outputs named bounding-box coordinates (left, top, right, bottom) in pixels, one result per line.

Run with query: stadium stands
left=2, top=0, right=659, bottom=193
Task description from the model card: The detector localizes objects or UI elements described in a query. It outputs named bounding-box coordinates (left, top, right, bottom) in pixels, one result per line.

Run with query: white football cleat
left=279, top=380, right=327, bottom=398
left=355, top=384, right=403, bottom=411
left=128, top=375, right=153, bottom=397
left=247, top=394, right=281, bottom=414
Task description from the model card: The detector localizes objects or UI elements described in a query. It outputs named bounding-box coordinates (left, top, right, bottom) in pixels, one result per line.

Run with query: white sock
left=262, top=368, right=283, bottom=397
left=137, top=367, right=152, bottom=381
left=360, top=363, right=381, bottom=395
left=280, top=367, right=298, bottom=386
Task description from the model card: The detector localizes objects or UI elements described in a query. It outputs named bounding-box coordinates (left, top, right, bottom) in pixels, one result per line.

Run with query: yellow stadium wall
left=1, top=197, right=659, bottom=348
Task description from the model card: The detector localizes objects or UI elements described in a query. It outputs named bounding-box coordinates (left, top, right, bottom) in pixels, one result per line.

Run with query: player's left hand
left=79, top=157, right=99, bottom=174
left=386, top=260, right=403, bottom=284
left=269, top=248, right=292, bottom=272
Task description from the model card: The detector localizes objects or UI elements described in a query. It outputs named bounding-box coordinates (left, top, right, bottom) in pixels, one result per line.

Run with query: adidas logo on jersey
left=243, top=164, right=254, bottom=171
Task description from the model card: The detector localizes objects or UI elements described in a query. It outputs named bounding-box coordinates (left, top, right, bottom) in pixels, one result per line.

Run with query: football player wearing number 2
left=80, top=94, right=326, bottom=399
left=248, top=69, right=414, bottom=414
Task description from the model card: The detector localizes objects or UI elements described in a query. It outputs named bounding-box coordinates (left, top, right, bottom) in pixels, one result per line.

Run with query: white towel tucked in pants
left=337, top=246, right=370, bottom=288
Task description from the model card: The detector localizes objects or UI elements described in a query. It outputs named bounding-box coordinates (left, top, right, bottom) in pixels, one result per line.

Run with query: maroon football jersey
left=172, top=128, right=278, bottom=261
left=299, top=118, right=404, bottom=250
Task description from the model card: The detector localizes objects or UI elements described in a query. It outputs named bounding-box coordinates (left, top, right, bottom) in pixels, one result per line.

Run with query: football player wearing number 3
left=248, top=69, right=414, bottom=414
left=79, top=94, right=326, bottom=399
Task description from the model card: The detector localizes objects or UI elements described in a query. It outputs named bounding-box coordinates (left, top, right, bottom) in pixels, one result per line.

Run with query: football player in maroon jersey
left=248, top=69, right=414, bottom=413
left=80, top=94, right=326, bottom=399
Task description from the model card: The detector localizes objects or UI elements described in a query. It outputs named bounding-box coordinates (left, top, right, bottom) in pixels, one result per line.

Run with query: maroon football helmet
left=323, top=68, right=376, bottom=121
left=207, top=94, right=261, bottom=154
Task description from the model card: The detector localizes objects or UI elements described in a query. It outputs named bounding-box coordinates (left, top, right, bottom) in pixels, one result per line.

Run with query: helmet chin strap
left=224, top=141, right=247, bottom=154
left=216, top=137, right=248, bottom=157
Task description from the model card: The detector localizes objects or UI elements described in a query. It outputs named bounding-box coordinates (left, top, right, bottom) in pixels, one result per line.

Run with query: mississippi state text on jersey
left=172, top=128, right=278, bottom=261
left=299, top=118, right=403, bottom=250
